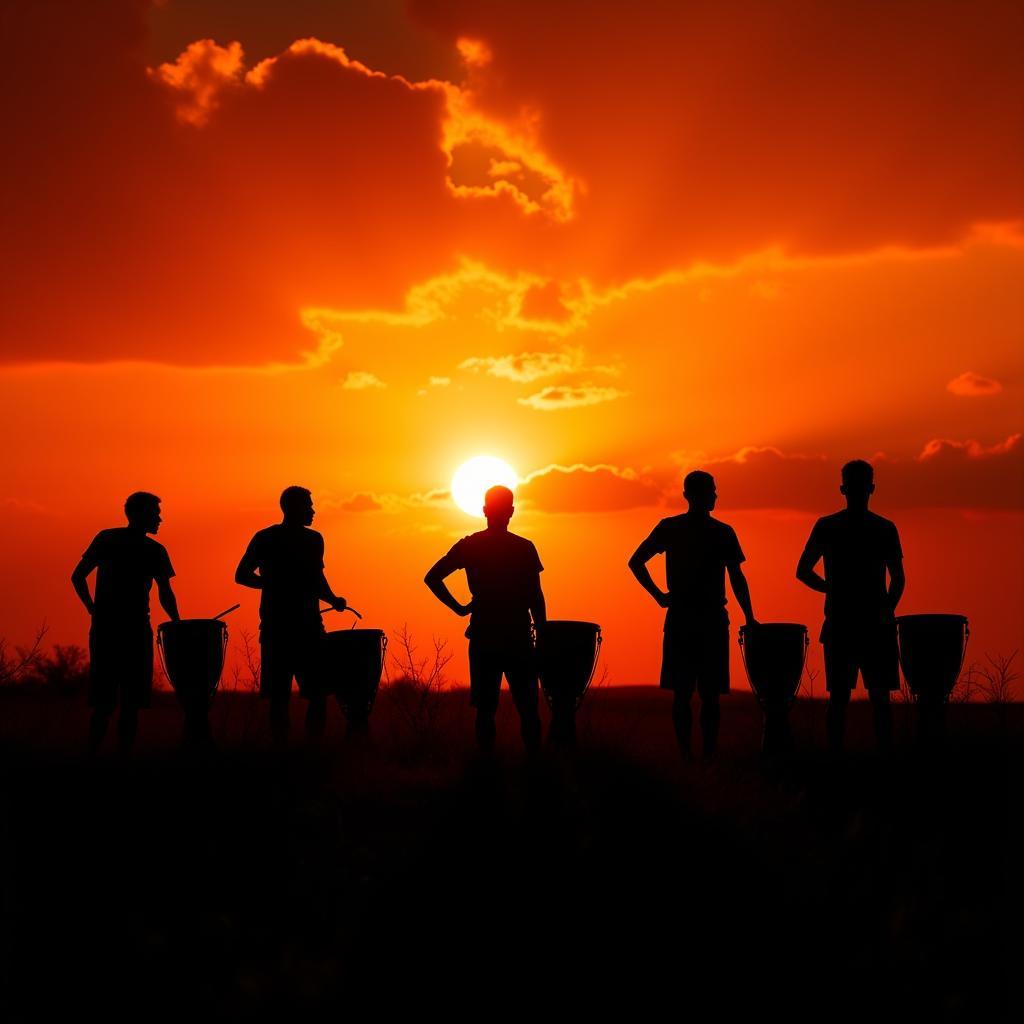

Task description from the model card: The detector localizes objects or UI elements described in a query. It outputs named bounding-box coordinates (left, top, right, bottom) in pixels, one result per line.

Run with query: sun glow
left=451, top=455, right=518, bottom=517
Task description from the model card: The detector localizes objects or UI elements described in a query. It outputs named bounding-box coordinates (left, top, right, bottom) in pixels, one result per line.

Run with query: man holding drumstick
left=235, top=486, right=348, bottom=745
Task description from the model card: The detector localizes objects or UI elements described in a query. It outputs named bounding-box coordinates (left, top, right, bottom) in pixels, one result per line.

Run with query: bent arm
left=234, top=550, right=262, bottom=590
left=727, top=562, right=757, bottom=625
left=529, top=579, right=546, bottom=628
left=156, top=577, right=180, bottom=622
left=424, top=554, right=470, bottom=616
left=318, top=570, right=346, bottom=611
left=796, top=544, right=827, bottom=594
left=71, top=558, right=95, bottom=616
left=886, top=558, right=905, bottom=613
left=628, top=538, right=669, bottom=607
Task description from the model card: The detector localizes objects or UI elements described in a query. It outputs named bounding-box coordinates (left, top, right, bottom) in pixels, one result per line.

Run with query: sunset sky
left=1, top=0, right=1021, bottom=688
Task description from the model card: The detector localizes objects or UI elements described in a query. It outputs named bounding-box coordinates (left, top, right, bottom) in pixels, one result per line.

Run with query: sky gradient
left=1, top=1, right=1021, bottom=687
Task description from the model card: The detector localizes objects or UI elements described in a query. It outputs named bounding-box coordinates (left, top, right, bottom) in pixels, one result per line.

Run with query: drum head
left=158, top=619, right=227, bottom=698
left=320, top=629, right=386, bottom=717
left=537, top=620, right=602, bottom=710
left=896, top=614, right=968, bottom=698
left=739, top=622, right=808, bottom=705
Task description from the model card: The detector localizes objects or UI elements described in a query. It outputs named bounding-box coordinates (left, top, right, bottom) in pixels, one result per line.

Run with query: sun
left=451, top=455, right=518, bottom=518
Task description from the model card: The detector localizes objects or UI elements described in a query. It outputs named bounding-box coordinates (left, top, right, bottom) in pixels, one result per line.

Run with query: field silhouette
left=0, top=677, right=1018, bottom=1020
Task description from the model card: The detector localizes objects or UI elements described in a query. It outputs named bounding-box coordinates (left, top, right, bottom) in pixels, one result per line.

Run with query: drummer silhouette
left=796, top=460, right=904, bottom=752
left=71, top=492, right=180, bottom=754
left=235, top=486, right=347, bottom=746
left=424, top=484, right=545, bottom=754
left=629, top=471, right=757, bottom=760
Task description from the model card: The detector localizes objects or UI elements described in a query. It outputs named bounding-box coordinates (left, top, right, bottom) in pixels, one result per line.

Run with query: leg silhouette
left=116, top=706, right=138, bottom=755
left=672, top=692, right=693, bottom=757
left=869, top=687, right=892, bottom=752
left=699, top=693, right=720, bottom=759
left=88, top=709, right=110, bottom=754
left=826, top=687, right=850, bottom=753
left=270, top=696, right=290, bottom=747
left=305, top=695, right=327, bottom=742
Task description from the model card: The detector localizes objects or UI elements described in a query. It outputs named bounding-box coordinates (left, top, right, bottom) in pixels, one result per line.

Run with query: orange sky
left=1, top=1, right=1021, bottom=688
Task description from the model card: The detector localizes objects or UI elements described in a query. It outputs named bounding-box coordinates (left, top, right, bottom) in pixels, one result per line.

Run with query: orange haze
left=1, top=1, right=1021, bottom=688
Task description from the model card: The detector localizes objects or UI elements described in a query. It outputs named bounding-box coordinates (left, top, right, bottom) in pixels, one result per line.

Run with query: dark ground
left=0, top=685, right=1019, bottom=1021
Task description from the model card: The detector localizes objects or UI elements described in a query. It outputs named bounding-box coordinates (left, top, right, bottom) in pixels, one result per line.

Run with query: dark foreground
left=0, top=687, right=1019, bottom=1021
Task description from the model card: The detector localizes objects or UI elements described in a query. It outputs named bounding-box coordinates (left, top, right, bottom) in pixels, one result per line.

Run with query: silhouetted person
left=797, top=460, right=904, bottom=753
left=71, top=492, right=180, bottom=754
left=235, top=486, right=347, bottom=746
left=425, top=485, right=544, bottom=754
left=629, top=471, right=757, bottom=760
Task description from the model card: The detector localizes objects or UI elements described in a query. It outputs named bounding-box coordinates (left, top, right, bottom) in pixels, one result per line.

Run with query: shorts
left=468, top=638, right=538, bottom=714
left=660, top=621, right=730, bottom=697
left=88, top=623, right=154, bottom=712
left=260, top=632, right=323, bottom=701
left=821, top=621, right=899, bottom=693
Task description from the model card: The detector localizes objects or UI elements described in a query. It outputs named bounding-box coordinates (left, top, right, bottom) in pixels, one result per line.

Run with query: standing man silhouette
left=797, top=460, right=904, bottom=752
left=629, top=470, right=757, bottom=760
left=235, top=486, right=347, bottom=746
left=72, top=492, right=180, bottom=754
left=425, top=485, right=544, bottom=754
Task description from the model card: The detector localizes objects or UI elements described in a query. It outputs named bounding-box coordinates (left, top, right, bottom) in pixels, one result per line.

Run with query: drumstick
left=320, top=604, right=363, bottom=620
left=213, top=603, right=241, bottom=619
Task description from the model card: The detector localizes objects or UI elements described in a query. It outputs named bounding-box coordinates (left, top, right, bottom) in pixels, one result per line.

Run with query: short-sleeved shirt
left=445, top=529, right=543, bottom=645
left=83, top=527, right=174, bottom=627
left=800, top=510, right=902, bottom=627
left=241, top=525, right=325, bottom=634
left=641, top=514, right=744, bottom=627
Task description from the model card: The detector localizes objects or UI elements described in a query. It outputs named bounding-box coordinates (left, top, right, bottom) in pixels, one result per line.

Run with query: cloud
left=148, top=39, right=245, bottom=125
left=335, top=493, right=384, bottom=512
left=947, top=371, right=1003, bottom=397
left=0, top=11, right=577, bottom=367
left=459, top=348, right=583, bottom=382
left=428, top=375, right=451, bottom=387
left=684, top=437, right=1024, bottom=510
left=413, top=1, right=1024, bottom=270
left=341, top=370, right=386, bottom=390
left=517, top=384, right=627, bottom=410
left=518, top=464, right=665, bottom=513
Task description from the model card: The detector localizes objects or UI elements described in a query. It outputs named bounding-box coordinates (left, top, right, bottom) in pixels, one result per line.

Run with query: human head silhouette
left=483, top=485, right=514, bottom=528
left=124, top=491, right=161, bottom=533
left=280, top=485, right=315, bottom=526
left=683, top=470, right=717, bottom=514
left=840, top=459, right=875, bottom=509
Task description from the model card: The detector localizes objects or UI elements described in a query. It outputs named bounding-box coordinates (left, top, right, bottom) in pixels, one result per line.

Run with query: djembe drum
left=536, top=620, right=602, bottom=745
left=157, top=618, right=229, bottom=746
left=896, top=614, right=969, bottom=743
left=320, top=628, right=387, bottom=733
left=738, top=622, right=809, bottom=754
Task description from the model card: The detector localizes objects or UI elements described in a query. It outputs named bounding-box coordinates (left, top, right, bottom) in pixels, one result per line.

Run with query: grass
left=0, top=686, right=1018, bottom=1020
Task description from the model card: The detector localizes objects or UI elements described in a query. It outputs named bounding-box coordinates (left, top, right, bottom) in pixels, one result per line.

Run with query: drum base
left=760, top=702, right=794, bottom=756
left=915, top=696, right=947, bottom=746
left=548, top=703, right=577, bottom=747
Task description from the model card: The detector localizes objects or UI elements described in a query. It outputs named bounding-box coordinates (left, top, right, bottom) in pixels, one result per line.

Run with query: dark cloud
left=692, top=437, right=1024, bottom=510
left=413, top=0, right=1024, bottom=275
left=518, top=463, right=665, bottom=512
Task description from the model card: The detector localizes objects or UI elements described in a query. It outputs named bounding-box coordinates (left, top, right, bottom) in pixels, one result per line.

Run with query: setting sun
left=451, top=456, right=519, bottom=517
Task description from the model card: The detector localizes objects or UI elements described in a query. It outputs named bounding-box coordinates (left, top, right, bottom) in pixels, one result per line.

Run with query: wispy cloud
left=517, top=384, right=627, bottom=410
left=946, top=371, right=1003, bottom=397
left=341, top=371, right=386, bottom=390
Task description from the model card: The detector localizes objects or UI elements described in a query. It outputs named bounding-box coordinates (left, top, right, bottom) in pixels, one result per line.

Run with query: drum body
left=537, top=620, right=602, bottom=710
left=157, top=619, right=228, bottom=701
left=321, top=629, right=387, bottom=718
left=738, top=623, right=808, bottom=706
left=896, top=614, right=968, bottom=701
